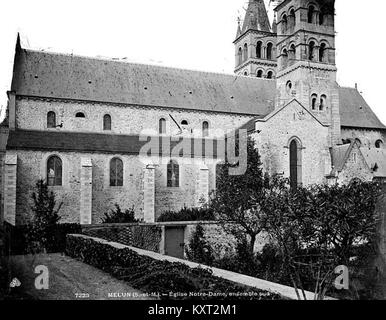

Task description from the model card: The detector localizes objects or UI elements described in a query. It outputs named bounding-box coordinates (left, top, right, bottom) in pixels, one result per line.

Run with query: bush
left=185, top=224, right=215, bottom=265
left=4, top=222, right=82, bottom=255
left=101, top=204, right=139, bottom=224
left=157, top=206, right=215, bottom=222
left=66, top=234, right=281, bottom=300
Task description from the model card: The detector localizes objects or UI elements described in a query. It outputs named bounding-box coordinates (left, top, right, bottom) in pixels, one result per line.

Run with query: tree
left=185, top=224, right=214, bottom=265
left=101, top=204, right=139, bottom=224
left=262, top=180, right=383, bottom=300
left=210, top=136, right=270, bottom=254
left=28, top=180, right=63, bottom=252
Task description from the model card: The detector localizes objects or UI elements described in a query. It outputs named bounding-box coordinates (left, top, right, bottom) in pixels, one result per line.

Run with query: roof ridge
left=23, top=48, right=272, bottom=82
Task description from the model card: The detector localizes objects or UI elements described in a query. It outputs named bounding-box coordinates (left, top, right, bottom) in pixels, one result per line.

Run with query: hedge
left=157, top=206, right=216, bottom=222
left=4, top=222, right=82, bottom=255
left=66, top=235, right=281, bottom=300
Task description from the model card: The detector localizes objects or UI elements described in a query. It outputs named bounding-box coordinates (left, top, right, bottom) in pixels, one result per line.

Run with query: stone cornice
left=276, top=62, right=337, bottom=79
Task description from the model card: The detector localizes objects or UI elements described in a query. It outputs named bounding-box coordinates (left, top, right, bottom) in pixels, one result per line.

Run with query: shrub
left=4, top=222, right=82, bottom=255
left=101, top=204, right=139, bottom=224
left=185, top=224, right=215, bottom=265
left=27, top=179, right=63, bottom=252
left=66, top=234, right=281, bottom=300
left=157, top=206, right=215, bottom=222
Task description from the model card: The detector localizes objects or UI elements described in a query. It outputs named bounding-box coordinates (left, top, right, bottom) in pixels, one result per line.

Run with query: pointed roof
left=272, top=14, right=277, bottom=34
left=241, top=0, right=271, bottom=34
left=236, top=17, right=242, bottom=38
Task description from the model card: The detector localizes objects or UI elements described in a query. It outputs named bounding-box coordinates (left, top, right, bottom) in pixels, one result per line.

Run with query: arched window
left=257, top=70, right=263, bottom=78
left=266, top=43, right=273, bottom=60
left=47, top=156, right=62, bottom=186
left=308, top=5, right=315, bottom=23
left=159, top=118, right=166, bottom=134
left=256, top=41, right=262, bottom=59
left=319, top=43, right=326, bottom=62
left=290, top=44, right=296, bottom=60
left=243, top=43, right=248, bottom=62
left=167, top=160, right=179, bottom=187
left=47, top=111, right=56, bottom=128
left=375, top=140, right=383, bottom=149
left=244, top=71, right=248, bottom=76
left=238, top=47, right=243, bottom=65
left=311, top=94, right=318, bottom=110
left=308, top=41, right=315, bottom=61
left=289, top=9, right=296, bottom=27
left=103, top=114, right=111, bottom=131
left=282, top=14, right=288, bottom=33
left=286, top=80, right=293, bottom=94
left=282, top=49, right=288, bottom=68
left=267, top=71, right=274, bottom=79
left=289, top=139, right=302, bottom=189
left=110, top=157, right=123, bottom=187
left=202, top=121, right=209, bottom=137
left=75, top=112, right=85, bottom=118
left=319, top=12, right=324, bottom=25
left=319, top=94, right=326, bottom=111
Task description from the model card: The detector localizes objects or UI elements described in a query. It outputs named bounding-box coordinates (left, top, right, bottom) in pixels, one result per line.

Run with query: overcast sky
left=0, top=0, right=385, bottom=124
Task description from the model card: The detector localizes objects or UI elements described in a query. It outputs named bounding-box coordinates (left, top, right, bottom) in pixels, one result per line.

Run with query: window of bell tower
left=308, top=5, right=315, bottom=23
left=256, top=41, right=262, bottom=59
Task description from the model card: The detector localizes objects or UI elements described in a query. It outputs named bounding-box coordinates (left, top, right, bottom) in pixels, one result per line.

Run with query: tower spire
left=241, top=0, right=271, bottom=33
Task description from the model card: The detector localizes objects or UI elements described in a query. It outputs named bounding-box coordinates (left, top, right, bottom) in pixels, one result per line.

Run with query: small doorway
left=164, top=226, right=185, bottom=259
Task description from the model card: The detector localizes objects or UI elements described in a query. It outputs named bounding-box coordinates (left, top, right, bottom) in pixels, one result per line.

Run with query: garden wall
left=82, top=223, right=162, bottom=253
left=82, top=221, right=270, bottom=259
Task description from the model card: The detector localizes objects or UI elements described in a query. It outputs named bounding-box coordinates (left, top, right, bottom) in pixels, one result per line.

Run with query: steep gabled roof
left=9, top=42, right=385, bottom=131
left=330, top=142, right=353, bottom=173
left=339, top=87, right=386, bottom=130
left=11, top=47, right=276, bottom=117
left=360, top=148, right=386, bottom=178
left=241, top=0, right=272, bottom=33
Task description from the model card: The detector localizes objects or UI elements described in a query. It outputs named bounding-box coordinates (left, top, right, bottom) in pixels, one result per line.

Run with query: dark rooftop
left=10, top=42, right=386, bottom=131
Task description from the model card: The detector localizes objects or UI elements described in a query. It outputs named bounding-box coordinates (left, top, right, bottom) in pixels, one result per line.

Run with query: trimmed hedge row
left=65, top=235, right=281, bottom=300
left=157, top=207, right=216, bottom=222
left=4, top=223, right=82, bottom=255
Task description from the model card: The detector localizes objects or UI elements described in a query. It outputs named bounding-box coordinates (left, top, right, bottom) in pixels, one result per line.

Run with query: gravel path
left=7, top=253, right=155, bottom=300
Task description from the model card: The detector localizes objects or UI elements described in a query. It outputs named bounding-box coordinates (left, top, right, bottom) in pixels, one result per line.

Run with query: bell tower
left=274, top=0, right=341, bottom=146
left=234, top=0, right=277, bottom=79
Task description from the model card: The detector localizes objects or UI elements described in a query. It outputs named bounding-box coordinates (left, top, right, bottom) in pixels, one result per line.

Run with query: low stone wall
left=82, top=223, right=162, bottom=253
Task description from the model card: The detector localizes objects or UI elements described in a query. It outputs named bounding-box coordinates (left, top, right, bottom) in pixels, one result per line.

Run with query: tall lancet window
left=289, top=139, right=302, bottom=189
left=167, top=160, right=179, bottom=188
left=110, top=157, right=123, bottom=187
left=47, top=155, right=62, bottom=186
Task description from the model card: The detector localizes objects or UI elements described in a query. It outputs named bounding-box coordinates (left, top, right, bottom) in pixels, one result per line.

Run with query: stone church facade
left=0, top=0, right=385, bottom=226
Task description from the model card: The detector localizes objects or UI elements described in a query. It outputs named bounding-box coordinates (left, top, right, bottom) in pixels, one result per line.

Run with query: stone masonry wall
left=82, top=224, right=162, bottom=253
left=14, top=150, right=218, bottom=225
left=252, top=100, right=331, bottom=186
left=341, top=128, right=385, bottom=149
left=15, top=97, right=253, bottom=137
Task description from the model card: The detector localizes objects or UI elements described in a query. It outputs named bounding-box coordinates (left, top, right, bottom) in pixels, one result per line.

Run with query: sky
left=0, top=0, right=385, bottom=124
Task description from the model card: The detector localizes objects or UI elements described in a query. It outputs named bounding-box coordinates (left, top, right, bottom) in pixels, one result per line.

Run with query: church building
left=1, top=0, right=385, bottom=226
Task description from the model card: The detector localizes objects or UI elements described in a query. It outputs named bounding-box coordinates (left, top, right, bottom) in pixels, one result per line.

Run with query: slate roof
left=360, top=148, right=386, bottom=178
left=6, top=130, right=222, bottom=157
left=10, top=42, right=386, bottom=131
left=241, top=0, right=272, bottom=34
left=11, top=47, right=276, bottom=117
left=339, top=87, right=386, bottom=130
left=330, top=142, right=352, bottom=173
